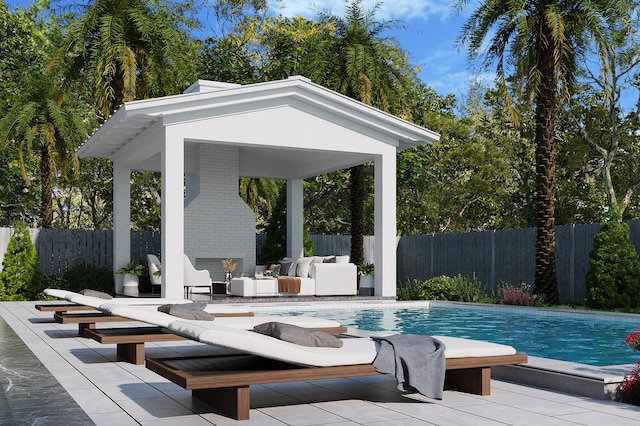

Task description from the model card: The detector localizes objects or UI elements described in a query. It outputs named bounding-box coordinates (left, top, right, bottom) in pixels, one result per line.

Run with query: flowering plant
left=497, top=283, right=537, bottom=306
left=619, top=328, right=640, bottom=405
left=625, top=329, right=640, bottom=353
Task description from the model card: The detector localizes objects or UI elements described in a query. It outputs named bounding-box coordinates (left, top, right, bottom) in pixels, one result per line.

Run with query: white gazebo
left=77, top=76, right=439, bottom=299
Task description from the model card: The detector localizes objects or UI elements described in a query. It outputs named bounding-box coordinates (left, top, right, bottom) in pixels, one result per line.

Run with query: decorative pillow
left=253, top=322, right=343, bottom=348
left=307, top=257, right=324, bottom=279
left=287, top=258, right=299, bottom=277
left=278, top=260, right=293, bottom=276
left=335, top=255, right=350, bottom=264
left=157, top=304, right=213, bottom=321
left=296, top=257, right=314, bottom=277
left=79, top=289, right=112, bottom=299
left=323, top=256, right=337, bottom=263
left=268, top=263, right=281, bottom=278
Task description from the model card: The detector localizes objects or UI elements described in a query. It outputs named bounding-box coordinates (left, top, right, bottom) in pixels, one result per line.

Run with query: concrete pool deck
left=2, top=299, right=640, bottom=425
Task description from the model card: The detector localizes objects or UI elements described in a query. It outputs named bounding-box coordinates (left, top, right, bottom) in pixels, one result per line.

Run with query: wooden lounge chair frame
left=146, top=352, right=528, bottom=420
left=84, top=326, right=188, bottom=364
left=35, top=303, right=95, bottom=314
left=49, top=308, right=255, bottom=335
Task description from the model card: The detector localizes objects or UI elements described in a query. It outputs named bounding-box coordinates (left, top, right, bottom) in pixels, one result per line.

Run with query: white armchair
left=183, top=254, right=212, bottom=293
left=146, top=254, right=162, bottom=294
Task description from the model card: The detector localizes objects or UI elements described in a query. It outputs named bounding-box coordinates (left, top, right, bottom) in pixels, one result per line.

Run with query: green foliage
left=357, top=263, right=374, bottom=276
left=56, top=263, right=114, bottom=295
left=115, top=262, right=145, bottom=276
left=397, top=274, right=490, bottom=302
left=585, top=205, right=640, bottom=309
left=396, top=279, right=425, bottom=301
left=259, top=187, right=313, bottom=263
left=0, top=223, right=41, bottom=301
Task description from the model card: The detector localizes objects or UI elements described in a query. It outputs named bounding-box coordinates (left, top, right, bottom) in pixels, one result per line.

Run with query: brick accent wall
left=184, top=144, right=256, bottom=280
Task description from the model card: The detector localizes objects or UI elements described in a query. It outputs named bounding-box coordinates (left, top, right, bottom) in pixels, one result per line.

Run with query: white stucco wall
left=184, top=144, right=256, bottom=281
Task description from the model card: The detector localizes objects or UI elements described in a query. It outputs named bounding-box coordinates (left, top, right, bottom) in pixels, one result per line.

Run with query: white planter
left=359, top=274, right=374, bottom=296
left=122, top=274, right=139, bottom=297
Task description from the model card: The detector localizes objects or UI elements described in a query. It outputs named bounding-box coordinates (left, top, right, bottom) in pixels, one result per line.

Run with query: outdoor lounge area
left=2, top=299, right=640, bottom=425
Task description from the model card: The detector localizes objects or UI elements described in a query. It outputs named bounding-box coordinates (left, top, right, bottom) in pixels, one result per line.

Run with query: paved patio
left=1, top=300, right=640, bottom=425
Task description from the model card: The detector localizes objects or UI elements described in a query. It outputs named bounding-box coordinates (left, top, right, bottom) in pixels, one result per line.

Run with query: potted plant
left=115, top=262, right=144, bottom=296
left=358, top=263, right=375, bottom=296
left=222, top=256, right=238, bottom=282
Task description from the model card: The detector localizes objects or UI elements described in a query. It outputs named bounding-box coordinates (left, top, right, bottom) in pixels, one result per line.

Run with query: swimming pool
left=264, top=302, right=640, bottom=366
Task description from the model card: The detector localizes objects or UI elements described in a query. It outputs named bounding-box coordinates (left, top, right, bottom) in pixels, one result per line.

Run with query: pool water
left=273, top=306, right=640, bottom=366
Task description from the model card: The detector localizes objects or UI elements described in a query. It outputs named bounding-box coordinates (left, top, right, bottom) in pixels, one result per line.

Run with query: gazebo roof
left=77, top=76, right=439, bottom=179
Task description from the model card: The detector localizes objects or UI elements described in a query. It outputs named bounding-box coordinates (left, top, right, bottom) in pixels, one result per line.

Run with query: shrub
left=444, top=274, right=491, bottom=303
left=60, top=263, right=114, bottom=295
left=585, top=205, right=640, bottom=310
left=0, top=223, right=41, bottom=301
left=397, top=274, right=490, bottom=302
left=397, top=279, right=426, bottom=300
left=495, top=282, right=538, bottom=306
left=618, top=328, right=640, bottom=405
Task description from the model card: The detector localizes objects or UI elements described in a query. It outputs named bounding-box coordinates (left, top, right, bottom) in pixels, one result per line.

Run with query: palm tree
left=0, top=77, right=87, bottom=228
left=456, top=0, right=619, bottom=304
left=304, top=0, right=410, bottom=266
left=52, top=0, right=197, bottom=117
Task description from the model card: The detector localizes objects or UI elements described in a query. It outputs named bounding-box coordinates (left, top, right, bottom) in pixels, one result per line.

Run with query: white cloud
left=268, top=0, right=453, bottom=22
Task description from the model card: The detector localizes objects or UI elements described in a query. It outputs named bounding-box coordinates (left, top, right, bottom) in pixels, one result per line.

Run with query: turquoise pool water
left=271, top=305, right=640, bottom=366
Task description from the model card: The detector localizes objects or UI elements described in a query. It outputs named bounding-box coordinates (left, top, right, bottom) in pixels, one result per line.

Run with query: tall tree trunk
left=533, top=23, right=560, bottom=304
left=40, top=144, right=53, bottom=228
left=350, top=164, right=365, bottom=266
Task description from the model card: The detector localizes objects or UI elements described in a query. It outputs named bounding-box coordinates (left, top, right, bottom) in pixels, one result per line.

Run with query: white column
left=374, top=151, right=397, bottom=297
left=286, top=179, right=304, bottom=258
left=113, top=162, right=131, bottom=295
left=161, top=128, right=185, bottom=299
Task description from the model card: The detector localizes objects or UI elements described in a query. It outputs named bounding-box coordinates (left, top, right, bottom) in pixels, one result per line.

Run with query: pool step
left=493, top=356, right=633, bottom=400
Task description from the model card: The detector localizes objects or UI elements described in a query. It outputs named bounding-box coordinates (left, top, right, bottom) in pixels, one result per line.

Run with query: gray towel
left=371, top=334, right=446, bottom=399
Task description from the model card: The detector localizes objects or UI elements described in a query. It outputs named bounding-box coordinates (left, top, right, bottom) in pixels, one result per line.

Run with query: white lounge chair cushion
left=167, top=321, right=378, bottom=367
left=435, top=336, right=516, bottom=358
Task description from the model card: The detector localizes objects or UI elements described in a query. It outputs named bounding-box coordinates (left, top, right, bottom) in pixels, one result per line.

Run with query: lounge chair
left=147, top=320, right=528, bottom=420
left=147, top=254, right=162, bottom=294
left=183, top=254, right=212, bottom=295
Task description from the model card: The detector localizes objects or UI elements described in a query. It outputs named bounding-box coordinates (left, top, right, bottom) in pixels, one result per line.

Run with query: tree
left=566, top=11, right=640, bottom=216
left=456, top=0, right=621, bottom=303
left=53, top=0, right=198, bottom=118
left=304, top=0, right=412, bottom=266
left=0, top=74, right=88, bottom=228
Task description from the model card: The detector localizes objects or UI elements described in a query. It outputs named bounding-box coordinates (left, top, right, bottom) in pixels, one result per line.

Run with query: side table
left=212, top=281, right=228, bottom=295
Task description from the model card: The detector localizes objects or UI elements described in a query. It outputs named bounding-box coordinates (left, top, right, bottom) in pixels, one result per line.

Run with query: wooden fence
left=3, top=221, right=639, bottom=303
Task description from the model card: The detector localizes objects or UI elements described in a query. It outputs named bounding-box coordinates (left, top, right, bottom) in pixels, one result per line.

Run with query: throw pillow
left=296, top=257, right=314, bottom=277
left=278, top=260, right=293, bottom=276
left=269, top=263, right=281, bottom=277
left=157, top=304, right=213, bottom=321
left=253, top=322, right=343, bottom=348
left=287, top=258, right=299, bottom=277
left=79, top=289, right=112, bottom=299
left=308, top=256, right=324, bottom=279
left=335, top=255, right=350, bottom=264
left=323, top=256, right=337, bottom=263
